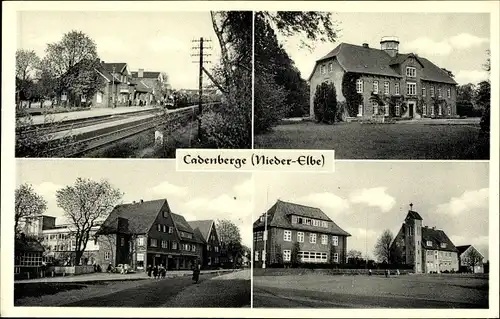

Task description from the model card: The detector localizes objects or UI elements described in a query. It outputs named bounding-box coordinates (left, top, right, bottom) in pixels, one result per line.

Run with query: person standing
left=192, top=261, right=201, bottom=284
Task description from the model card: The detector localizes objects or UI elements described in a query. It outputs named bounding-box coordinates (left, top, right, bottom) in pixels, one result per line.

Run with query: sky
left=16, top=159, right=253, bottom=248
left=17, top=11, right=221, bottom=90
left=277, top=12, right=491, bottom=85
left=254, top=161, right=490, bottom=261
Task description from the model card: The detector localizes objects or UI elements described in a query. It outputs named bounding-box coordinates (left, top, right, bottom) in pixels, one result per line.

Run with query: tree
left=291, top=241, right=301, bottom=268
left=16, top=49, right=41, bottom=106
left=42, top=30, right=100, bottom=106
left=347, top=249, right=363, bottom=260
left=274, top=244, right=283, bottom=266
left=374, top=229, right=393, bottom=263
left=456, top=83, right=479, bottom=117
left=56, top=178, right=122, bottom=265
left=15, top=184, right=47, bottom=234
left=313, top=82, right=337, bottom=124
left=463, top=248, right=483, bottom=273
left=216, top=219, right=243, bottom=267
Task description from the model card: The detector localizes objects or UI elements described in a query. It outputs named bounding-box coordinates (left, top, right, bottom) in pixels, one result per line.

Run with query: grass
left=254, top=121, right=489, bottom=160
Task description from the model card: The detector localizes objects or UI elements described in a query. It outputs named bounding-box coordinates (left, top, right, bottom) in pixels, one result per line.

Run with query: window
left=138, top=237, right=144, bottom=246
left=447, top=88, right=451, bottom=99
left=426, top=241, right=432, bottom=247
left=309, top=233, right=317, bottom=244
left=447, top=105, right=451, bottom=116
left=120, top=237, right=125, bottom=246
left=373, top=81, right=379, bottom=94
left=162, top=225, right=167, bottom=232
left=406, top=67, right=416, bottom=77
left=283, top=250, right=291, bottom=262
left=357, top=104, right=363, bottom=117
left=407, top=82, right=416, bottom=95
left=438, top=105, right=442, bottom=116
left=313, top=219, right=320, bottom=227
left=332, top=236, right=339, bottom=246
left=157, top=224, right=162, bottom=232
left=395, top=83, right=400, bottom=95
left=150, top=239, right=157, bottom=247
left=440, top=243, right=447, bottom=248
left=423, top=104, right=427, bottom=116
left=168, top=227, right=173, bottom=234
left=356, top=79, right=363, bottom=93
left=395, top=103, right=400, bottom=116
left=170, top=241, right=177, bottom=249
left=431, top=104, right=435, bottom=116
left=321, top=234, right=328, bottom=245
left=137, top=253, right=144, bottom=269
left=191, top=244, right=196, bottom=252
left=333, top=253, right=339, bottom=263
left=214, top=246, right=219, bottom=252
left=321, top=221, right=328, bottom=228
left=298, top=251, right=328, bottom=263
left=297, top=231, right=304, bottom=243
left=254, top=231, right=263, bottom=241
left=321, top=65, right=326, bottom=74
left=161, top=240, right=168, bottom=248
left=328, top=63, right=333, bottom=72
left=372, top=102, right=378, bottom=115
left=422, top=87, right=426, bottom=97
left=430, top=86, right=435, bottom=97
left=254, top=251, right=259, bottom=261
left=97, top=92, right=103, bottom=103
left=207, top=244, right=212, bottom=251
left=283, top=230, right=292, bottom=242
left=291, top=216, right=297, bottom=224
left=104, top=251, right=110, bottom=260
left=384, top=104, right=389, bottom=116
left=384, top=81, right=390, bottom=94
left=438, top=88, right=442, bottom=98
left=260, top=216, right=265, bottom=223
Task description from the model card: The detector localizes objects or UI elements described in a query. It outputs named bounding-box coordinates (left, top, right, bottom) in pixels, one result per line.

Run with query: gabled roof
left=253, top=200, right=351, bottom=236
left=170, top=213, right=194, bottom=233
left=456, top=245, right=471, bottom=255
left=99, top=199, right=167, bottom=234
left=188, top=220, right=214, bottom=242
left=421, top=227, right=458, bottom=252
left=405, top=210, right=423, bottom=221
left=131, top=71, right=161, bottom=79
left=132, top=79, right=152, bottom=93
left=102, top=62, right=127, bottom=74
left=309, top=42, right=457, bottom=85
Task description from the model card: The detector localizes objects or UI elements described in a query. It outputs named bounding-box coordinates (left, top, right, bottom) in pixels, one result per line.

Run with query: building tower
left=404, top=203, right=423, bottom=273
left=380, top=36, right=400, bottom=57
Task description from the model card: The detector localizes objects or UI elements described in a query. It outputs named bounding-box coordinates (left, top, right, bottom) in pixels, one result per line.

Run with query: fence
left=253, top=268, right=413, bottom=277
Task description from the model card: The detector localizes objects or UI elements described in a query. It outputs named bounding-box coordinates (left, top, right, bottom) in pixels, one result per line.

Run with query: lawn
left=254, top=121, right=489, bottom=160
left=253, top=273, right=489, bottom=308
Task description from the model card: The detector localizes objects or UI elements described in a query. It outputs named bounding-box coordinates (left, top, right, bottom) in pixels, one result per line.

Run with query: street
left=253, top=274, right=489, bottom=308
left=16, top=269, right=250, bottom=308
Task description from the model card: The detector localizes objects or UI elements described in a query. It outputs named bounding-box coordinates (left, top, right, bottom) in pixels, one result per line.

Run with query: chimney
left=380, top=36, right=400, bottom=57
left=140, top=199, right=144, bottom=203
left=432, top=226, right=436, bottom=230
left=132, top=201, right=136, bottom=204
left=138, top=69, right=144, bottom=78
left=362, top=43, right=369, bottom=48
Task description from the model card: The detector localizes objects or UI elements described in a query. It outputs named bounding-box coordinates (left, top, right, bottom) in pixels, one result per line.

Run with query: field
left=254, top=121, right=489, bottom=160
left=253, top=273, right=489, bottom=308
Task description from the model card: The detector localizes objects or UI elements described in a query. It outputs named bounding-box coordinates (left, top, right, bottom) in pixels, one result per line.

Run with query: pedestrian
left=147, top=265, right=152, bottom=277
left=192, top=261, right=201, bottom=284
left=161, top=265, right=166, bottom=279
left=107, top=264, right=112, bottom=273
left=396, top=269, right=400, bottom=276
left=153, top=265, right=158, bottom=279
left=368, top=269, right=372, bottom=276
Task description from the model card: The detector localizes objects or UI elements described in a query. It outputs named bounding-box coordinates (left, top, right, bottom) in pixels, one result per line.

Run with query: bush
left=254, top=72, right=287, bottom=133
left=313, top=82, right=337, bottom=124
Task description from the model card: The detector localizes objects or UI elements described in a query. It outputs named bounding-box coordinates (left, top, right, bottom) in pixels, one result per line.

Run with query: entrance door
left=408, top=101, right=415, bottom=118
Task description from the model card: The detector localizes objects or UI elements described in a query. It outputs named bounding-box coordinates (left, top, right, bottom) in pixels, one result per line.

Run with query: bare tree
left=56, top=178, right=122, bottom=265
left=374, top=229, right=393, bottom=263
left=347, top=249, right=363, bottom=259
left=464, top=248, right=483, bottom=273
left=15, top=183, right=47, bottom=234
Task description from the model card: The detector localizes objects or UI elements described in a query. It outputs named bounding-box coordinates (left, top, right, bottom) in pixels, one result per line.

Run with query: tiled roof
left=132, top=79, right=152, bottom=93
left=310, top=43, right=457, bottom=85
left=102, top=62, right=127, bottom=73
left=456, top=245, right=472, bottom=255
left=99, top=199, right=167, bottom=234
left=421, top=227, right=458, bottom=252
left=188, top=220, right=214, bottom=242
left=406, top=210, right=423, bottom=221
left=192, top=227, right=206, bottom=244
left=131, top=71, right=161, bottom=79
left=253, top=200, right=351, bottom=236
left=170, top=213, right=194, bottom=233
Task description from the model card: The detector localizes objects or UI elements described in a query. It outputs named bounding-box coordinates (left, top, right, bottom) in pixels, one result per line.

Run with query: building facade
left=308, top=37, right=457, bottom=120
left=457, top=245, right=484, bottom=273
left=391, top=204, right=459, bottom=273
left=253, top=200, right=351, bottom=267
left=188, top=220, right=222, bottom=269
left=96, top=199, right=206, bottom=271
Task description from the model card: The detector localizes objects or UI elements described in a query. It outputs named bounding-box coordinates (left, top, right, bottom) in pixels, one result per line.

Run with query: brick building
left=188, top=220, right=222, bottom=269
left=96, top=199, right=205, bottom=271
left=308, top=36, right=458, bottom=120
left=253, top=200, right=351, bottom=267
left=390, top=204, right=459, bottom=273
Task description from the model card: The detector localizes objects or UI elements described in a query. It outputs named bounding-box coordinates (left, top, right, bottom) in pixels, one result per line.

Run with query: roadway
left=60, top=269, right=250, bottom=308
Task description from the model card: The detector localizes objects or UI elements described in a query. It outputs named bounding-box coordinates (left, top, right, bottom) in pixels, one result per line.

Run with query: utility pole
left=112, top=65, right=116, bottom=109
left=191, top=37, right=212, bottom=142
left=263, top=187, right=269, bottom=269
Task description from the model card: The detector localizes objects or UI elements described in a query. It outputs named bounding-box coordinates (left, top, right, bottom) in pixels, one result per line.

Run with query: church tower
left=404, top=203, right=423, bottom=273
left=380, top=36, right=400, bottom=57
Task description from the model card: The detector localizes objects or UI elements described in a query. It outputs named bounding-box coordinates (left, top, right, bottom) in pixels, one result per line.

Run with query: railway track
left=44, top=103, right=219, bottom=157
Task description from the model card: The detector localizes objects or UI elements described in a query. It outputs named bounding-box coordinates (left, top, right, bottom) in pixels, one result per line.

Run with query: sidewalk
left=26, top=106, right=160, bottom=125
left=15, top=269, right=239, bottom=284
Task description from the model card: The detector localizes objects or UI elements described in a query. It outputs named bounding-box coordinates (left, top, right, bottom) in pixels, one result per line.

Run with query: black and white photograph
left=254, top=12, right=491, bottom=160
left=253, top=162, right=489, bottom=308
left=15, top=11, right=252, bottom=158
left=14, top=159, right=252, bottom=307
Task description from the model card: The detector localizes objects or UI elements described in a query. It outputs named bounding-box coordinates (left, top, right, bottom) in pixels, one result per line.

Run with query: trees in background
left=56, top=178, right=122, bottom=265
left=463, top=248, right=484, bottom=273
left=14, top=184, right=47, bottom=234
left=16, top=49, right=41, bottom=107
left=216, top=219, right=244, bottom=267
left=254, top=11, right=339, bottom=133
left=374, top=229, right=394, bottom=263
left=313, top=82, right=337, bottom=124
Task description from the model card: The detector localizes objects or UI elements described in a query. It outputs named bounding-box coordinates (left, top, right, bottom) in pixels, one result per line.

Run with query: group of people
left=147, top=264, right=167, bottom=279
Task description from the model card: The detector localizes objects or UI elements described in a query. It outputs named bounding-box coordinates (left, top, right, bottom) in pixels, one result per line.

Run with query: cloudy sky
left=16, top=159, right=252, bottom=248
left=254, top=161, right=490, bottom=260
left=277, top=12, right=491, bottom=85
left=17, top=11, right=221, bottom=90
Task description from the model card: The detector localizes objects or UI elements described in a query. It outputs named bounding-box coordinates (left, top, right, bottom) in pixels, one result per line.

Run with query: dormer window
left=260, top=216, right=265, bottom=222
left=406, top=67, right=416, bottom=77
left=291, top=216, right=297, bottom=224
left=426, top=240, right=432, bottom=247
left=440, top=243, right=447, bottom=248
